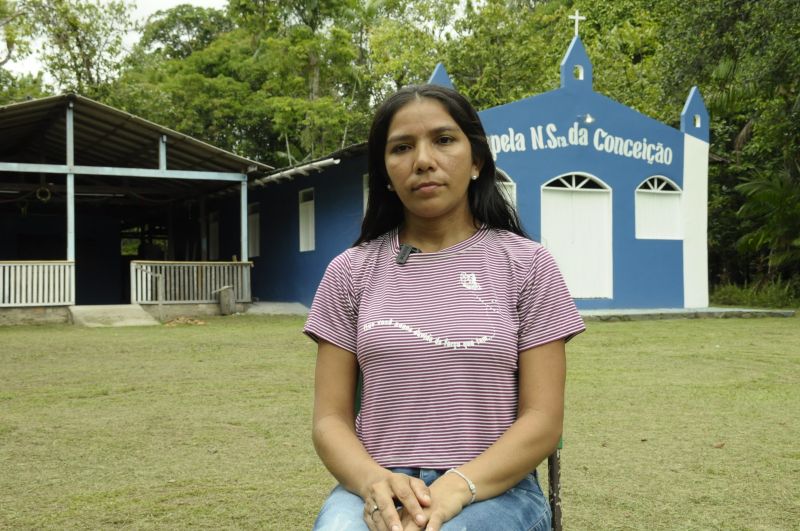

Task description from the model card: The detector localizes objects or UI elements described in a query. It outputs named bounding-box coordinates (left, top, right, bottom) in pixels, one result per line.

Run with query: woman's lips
left=414, top=183, right=441, bottom=193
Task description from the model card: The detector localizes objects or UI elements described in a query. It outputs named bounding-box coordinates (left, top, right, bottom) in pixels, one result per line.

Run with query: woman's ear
left=471, top=157, right=484, bottom=177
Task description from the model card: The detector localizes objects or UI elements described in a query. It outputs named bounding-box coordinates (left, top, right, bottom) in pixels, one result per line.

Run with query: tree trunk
left=309, top=50, right=320, bottom=100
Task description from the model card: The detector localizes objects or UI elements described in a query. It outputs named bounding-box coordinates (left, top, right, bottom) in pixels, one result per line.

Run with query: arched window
left=638, top=176, right=680, bottom=193
left=635, top=176, right=682, bottom=240
left=544, top=173, right=608, bottom=190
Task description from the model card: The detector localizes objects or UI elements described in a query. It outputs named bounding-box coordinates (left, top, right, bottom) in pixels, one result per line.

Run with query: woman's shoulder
left=327, top=231, right=392, bottom=275
left=350, top=231, right=393, bottom=259
left=486, top=229, right=547, bottom=260
left=484, top=229, right=562, bottom=284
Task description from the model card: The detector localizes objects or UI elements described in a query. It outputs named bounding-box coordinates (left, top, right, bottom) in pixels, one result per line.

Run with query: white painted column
left=67, top=175, right=75, bottom=260
left=66, top=102, right=76, bottom=303
left=66, top=102, right=75, bottom=261
left=159, top=135, right=175, bottom=260
left=240, top=180, right=248, bottom=262
left=682, top=134, right=709, bottom=308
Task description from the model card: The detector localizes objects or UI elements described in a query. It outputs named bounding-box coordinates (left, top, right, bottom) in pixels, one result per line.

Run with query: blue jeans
left=313, top=468, right=551, bottom=531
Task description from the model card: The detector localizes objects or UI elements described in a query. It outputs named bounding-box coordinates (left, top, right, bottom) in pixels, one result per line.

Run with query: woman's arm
left=407, top=338, right=566, bottom=530
left=313, top=339, right=431, bottom=530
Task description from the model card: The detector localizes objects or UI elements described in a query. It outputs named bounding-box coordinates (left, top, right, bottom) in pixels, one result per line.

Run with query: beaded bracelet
left=445, top=468, right=477, bottom=505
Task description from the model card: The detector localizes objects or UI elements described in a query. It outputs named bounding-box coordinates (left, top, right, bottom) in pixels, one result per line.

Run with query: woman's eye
left=390, top=144, right=411, bottom=153
left=438, top=136, right=455, bottom=145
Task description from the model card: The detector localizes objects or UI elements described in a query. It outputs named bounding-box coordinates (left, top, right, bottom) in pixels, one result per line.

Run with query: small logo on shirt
left=460, top=272, right=481, bottom=290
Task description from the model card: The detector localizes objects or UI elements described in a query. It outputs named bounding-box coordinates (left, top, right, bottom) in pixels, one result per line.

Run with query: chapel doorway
left=540, top=173, right=612, bottom=299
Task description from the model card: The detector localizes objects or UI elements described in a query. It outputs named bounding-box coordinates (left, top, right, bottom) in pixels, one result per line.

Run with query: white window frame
left=635, top=176, right=683, bottom=240
left=299, top=187, right=315, bottom=252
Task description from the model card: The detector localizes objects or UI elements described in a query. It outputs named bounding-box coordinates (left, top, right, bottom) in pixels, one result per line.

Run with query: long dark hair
left=356, top=84, right=527, bottom=245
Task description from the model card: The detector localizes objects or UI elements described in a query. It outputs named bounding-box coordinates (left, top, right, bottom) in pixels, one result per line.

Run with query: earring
left=470, top=175, right=479, bottom=181
left=386, top=183, right=394, bottom=191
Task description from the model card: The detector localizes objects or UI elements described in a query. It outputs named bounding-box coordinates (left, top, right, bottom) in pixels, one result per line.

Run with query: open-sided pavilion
left=0, top=94, right=271, bottom=316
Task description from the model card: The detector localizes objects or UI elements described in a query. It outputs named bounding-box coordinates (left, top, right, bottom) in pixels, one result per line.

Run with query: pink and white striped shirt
left=304, top=227, right=584, bottom=469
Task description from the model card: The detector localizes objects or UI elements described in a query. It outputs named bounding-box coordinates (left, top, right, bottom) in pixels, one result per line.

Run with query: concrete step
left=69, top=304, right=160, bottom=327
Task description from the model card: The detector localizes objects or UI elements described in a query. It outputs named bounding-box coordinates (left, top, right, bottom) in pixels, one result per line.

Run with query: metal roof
left=250, top=142, right=367, bottom=189
left=0, top=93, right=272, bottom=173
left=0, top=94, right=273, bottom=214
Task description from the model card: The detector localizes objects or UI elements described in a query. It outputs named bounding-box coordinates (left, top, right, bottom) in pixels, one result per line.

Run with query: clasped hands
left=362, top=471, right=472, bottom=531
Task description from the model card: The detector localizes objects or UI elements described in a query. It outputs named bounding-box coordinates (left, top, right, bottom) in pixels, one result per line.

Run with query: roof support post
left=66, top=102, right=75, bottom=262
left=66, top=101, right=76, bottom=302
left=67, top=173, right=75, bottom=261
left=240, top=181, right=248, bottom=262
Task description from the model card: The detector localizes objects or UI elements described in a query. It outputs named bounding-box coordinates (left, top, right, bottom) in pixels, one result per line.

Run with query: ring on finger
left=370, top=504, right=380, bottom=517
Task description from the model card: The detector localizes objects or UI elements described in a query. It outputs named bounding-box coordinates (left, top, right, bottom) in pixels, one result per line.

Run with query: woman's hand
left=363, top=472, right=431, bottom=531
left=398, top=472, right=473, bottom=531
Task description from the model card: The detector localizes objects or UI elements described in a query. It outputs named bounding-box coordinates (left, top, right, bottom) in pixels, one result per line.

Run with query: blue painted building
left=247, top=151, right=366, bottom=306
left=250, top=36, right=710, bottom=310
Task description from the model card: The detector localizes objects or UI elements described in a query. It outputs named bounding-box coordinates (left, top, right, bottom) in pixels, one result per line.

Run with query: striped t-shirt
left=304, top=227, right=585, bottom=469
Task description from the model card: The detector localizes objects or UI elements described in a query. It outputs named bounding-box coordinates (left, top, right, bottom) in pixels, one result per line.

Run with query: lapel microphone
left=396, top=243, right=421, bottom=264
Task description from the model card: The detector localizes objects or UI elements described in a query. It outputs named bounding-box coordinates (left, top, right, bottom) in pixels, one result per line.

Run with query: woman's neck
left=399, top=213, right=478, bottom=253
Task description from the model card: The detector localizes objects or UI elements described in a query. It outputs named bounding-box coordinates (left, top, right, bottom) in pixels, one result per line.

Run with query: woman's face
left=384, top=97, right=481, bottom=225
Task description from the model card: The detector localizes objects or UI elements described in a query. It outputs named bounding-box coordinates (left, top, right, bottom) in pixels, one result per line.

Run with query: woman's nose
left=414, top=143, right=435, bottom=173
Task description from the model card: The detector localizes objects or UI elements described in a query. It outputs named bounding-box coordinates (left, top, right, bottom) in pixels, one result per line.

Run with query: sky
left=128, top=0, right=226, bottom=21
left=6, top=0, right=228, bottom=80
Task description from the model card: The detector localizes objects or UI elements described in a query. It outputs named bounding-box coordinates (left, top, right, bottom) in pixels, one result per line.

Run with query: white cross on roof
left=569, top=9, right=586, bottom=37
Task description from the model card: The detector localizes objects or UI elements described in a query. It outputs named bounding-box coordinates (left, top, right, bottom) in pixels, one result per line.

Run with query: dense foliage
left=1, top=0, right=797, bottom=291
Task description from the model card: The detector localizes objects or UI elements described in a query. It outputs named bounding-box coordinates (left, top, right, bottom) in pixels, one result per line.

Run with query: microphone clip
left=396, top=243, right=421, bottom=264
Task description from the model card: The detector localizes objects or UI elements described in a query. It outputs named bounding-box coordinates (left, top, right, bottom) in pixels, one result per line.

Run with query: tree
left=574, top=0, right=665, bottom=121
left=445, top=0, right=559, bottom=108
left=26, top=0, right=134, bottom=98
left=443, top=0, right=665, bottom=116
left=109, top=30, right=264, bottom=157
left=0, top=69, right=47, bottom=104
left=138, top=4, right=234, bottom=60
left=227, top=0, right=367, bottom=161
left=0, top=0, right=29, bottom=67
left=656, top=0, right=800, bottom=283
left=0, top=0, right=51, bottom=104
left=736, top=164, right=800, bottom=278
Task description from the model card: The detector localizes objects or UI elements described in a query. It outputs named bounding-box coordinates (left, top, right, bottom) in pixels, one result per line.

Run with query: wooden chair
left=546, top=438, right=563, bottom=531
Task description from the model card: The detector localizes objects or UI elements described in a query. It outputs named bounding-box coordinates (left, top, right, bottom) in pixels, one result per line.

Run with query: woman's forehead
left=388, top=98, right=460, bottom=134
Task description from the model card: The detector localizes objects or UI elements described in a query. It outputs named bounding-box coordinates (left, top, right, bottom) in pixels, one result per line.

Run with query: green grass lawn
left=1, top=314, right=798, bottom=530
